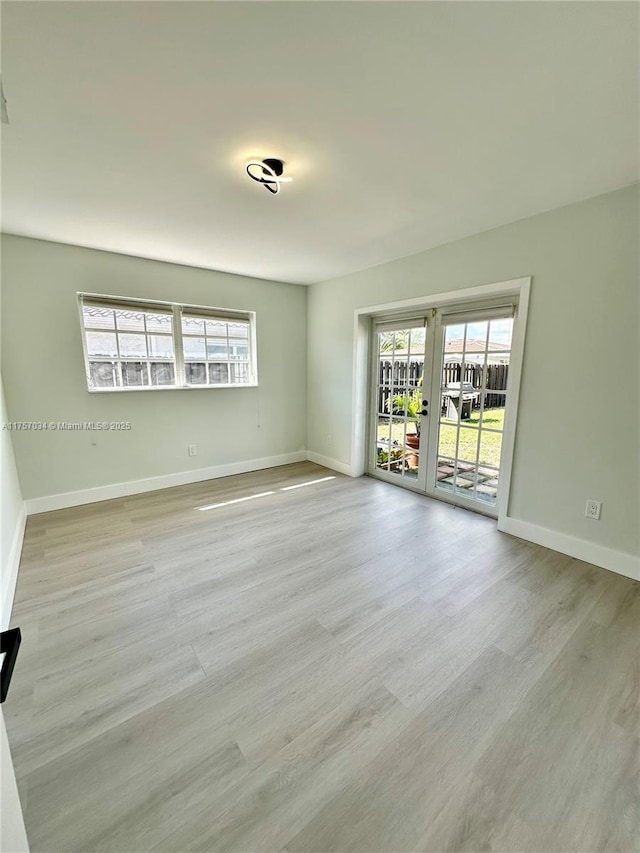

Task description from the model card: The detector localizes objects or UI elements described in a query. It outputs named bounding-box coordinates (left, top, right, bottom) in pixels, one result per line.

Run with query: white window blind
left=375, top=316, right=428, bottom=333
left=440, top=303, right=516, bottom=326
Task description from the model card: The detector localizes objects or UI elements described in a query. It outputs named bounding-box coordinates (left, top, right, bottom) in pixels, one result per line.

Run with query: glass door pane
left=374, top=325, right=426, bottom=483
left=436, top=316, right=513, bottom=508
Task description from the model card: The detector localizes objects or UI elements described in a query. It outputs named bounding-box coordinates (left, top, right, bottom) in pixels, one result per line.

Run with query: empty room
left=1, top=2, right=638, bottom=851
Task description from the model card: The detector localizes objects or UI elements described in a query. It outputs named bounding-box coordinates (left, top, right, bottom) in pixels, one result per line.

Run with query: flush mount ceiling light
left=245, top=158, right=292, bottom=195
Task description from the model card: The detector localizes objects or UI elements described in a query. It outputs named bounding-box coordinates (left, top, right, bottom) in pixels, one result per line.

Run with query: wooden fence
left=377, top=359, right=508, bottom=415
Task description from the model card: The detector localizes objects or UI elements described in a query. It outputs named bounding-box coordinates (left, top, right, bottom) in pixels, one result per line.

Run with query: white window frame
left=78, top=292, right=258, bottom=393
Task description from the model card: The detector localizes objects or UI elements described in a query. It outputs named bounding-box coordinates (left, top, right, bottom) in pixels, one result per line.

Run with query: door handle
left=420, top=408, right=429, bottom=416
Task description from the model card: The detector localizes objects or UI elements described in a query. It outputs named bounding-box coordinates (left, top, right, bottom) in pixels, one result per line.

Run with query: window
left=181, top=312, right=251, bottom=387
left=79, top=294, right=256, bottom=392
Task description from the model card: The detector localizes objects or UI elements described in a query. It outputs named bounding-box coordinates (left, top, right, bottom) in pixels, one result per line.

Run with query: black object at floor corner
left=1, top=627, right=21, bottom=703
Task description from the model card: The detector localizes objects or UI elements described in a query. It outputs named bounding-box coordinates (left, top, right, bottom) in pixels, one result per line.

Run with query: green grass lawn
left=378, top=407, right=504, bottom=469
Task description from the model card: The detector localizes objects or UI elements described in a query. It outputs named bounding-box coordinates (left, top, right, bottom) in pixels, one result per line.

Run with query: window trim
left=77, top=292, right=258, bottom=393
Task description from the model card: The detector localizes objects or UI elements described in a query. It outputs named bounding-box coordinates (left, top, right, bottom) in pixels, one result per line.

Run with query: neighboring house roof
left=445, top=338, right=507, bottom=353
left=383, top=339, right=509, bottom=357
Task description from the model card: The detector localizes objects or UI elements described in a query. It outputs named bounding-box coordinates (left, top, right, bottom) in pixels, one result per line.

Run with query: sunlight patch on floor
left=196, top=491, right=275, bottom=511
left=196, top=476, right=337, bottom=510
left=281, top=476, right=336, bottom=491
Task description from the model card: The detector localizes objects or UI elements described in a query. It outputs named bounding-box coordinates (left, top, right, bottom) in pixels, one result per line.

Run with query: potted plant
left=386, top=385, right=422, bottom=462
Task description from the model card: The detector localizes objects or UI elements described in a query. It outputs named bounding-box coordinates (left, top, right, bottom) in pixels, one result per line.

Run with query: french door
left=369, top=303, right=515, bottom=517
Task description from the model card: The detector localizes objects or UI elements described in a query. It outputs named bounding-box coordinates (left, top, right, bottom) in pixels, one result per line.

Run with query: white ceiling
left=1, top=1, right=638, bottom=285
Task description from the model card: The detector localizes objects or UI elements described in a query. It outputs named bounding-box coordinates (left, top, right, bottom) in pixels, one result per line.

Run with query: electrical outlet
left=188, top=444, right=197, bottom=457
left=326, top=434, right=333, bottom=448
left=585, top=499, right=601, bottom=520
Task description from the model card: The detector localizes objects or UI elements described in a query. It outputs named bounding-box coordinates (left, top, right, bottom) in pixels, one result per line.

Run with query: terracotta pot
left=405, top=432, right=420, bottom=468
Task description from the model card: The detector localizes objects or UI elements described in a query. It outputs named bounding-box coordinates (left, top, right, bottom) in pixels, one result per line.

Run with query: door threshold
left=366, top=471, right=498, bottom=519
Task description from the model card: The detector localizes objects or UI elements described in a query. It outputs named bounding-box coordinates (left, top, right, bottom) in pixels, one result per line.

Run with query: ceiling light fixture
left=245, top=158, right=292, bottom=195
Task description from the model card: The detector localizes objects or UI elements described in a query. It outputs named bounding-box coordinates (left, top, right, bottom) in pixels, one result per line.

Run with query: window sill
left=86, top=383, right=258, bottom=393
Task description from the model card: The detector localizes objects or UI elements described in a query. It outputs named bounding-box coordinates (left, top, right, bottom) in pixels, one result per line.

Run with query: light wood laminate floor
left=6, top=462, right=639, bottom=852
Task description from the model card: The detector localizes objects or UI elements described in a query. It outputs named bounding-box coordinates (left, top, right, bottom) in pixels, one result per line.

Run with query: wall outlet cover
left=585, top=500, right=602, bottom=520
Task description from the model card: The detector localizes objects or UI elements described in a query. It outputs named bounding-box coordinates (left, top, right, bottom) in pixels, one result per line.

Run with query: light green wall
left=307, top=186, right=639, bottom=558
left=1, top=236, right=307, bottom=499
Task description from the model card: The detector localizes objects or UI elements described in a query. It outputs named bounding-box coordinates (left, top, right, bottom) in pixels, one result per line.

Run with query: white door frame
left=353, top=276, right=531, bottom=526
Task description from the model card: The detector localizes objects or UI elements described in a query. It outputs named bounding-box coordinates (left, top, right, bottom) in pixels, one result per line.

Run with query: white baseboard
left=24, top=451, right=308, bottom=515
left=499, top=516, right=639, bottom=582
left=307, top=451, right=356, bottom=478
left=1, top=504, right=27, bottom=630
